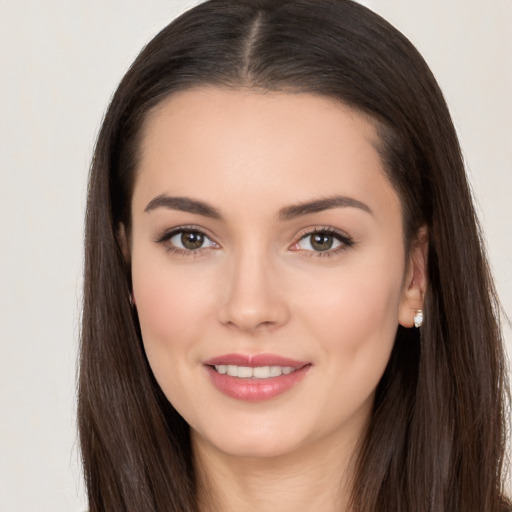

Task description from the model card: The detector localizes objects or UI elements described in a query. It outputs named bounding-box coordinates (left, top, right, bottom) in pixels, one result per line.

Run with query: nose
left=217, top=247, right=290, bottom=333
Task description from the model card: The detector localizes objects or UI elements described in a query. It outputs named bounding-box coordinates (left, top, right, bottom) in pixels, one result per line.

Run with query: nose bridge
left=218, top=240, right=289, bottom=331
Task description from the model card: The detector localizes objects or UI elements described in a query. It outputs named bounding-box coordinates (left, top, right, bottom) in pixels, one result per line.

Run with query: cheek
left=289, top=256, right=404, bottom=433
left=131, top=262, right=220, bottom=419
left=131, top=251, right=215, bottom=371
left=298, top=253, right=404, bottom=369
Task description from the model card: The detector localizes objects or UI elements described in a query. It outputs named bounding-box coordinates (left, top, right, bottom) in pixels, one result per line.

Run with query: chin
left=192, top=422, right=309, bottom=460
left=211, top=439, right=302, bottom=460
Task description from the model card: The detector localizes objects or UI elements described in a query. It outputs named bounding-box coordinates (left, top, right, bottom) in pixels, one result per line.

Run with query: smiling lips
left=203, top=353, right=312, bottom=401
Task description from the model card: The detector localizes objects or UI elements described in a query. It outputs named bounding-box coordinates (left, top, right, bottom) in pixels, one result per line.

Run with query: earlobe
left=398, top=226, right=428, bottom=328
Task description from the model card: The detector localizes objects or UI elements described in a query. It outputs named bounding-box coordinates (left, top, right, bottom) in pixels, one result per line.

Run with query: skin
left=124, top=88, right=427, bottom=512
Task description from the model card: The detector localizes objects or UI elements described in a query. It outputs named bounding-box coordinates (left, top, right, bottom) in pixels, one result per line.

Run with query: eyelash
left=155, top=225, right=355, bottom=258
left=155, top=225, right=217, bottom=257
left=294, top=227, right=355, bottom=258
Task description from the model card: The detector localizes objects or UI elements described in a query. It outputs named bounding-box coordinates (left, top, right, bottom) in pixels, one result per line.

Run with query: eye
left=157, top=227, right=218, bottom=254
left=298, top=232, right=342, bottom=252
left=170, top=230, right=215, bottom=250
left=291, top=228, right=354, bottom=255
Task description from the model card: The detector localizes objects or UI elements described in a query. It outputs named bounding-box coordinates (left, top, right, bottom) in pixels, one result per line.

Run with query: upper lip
left=203, top=353, right=309, bottom=368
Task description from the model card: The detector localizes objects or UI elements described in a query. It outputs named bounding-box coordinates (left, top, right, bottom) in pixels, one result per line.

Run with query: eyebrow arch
left=144, top=194, right=222, bottom=219
left=278, top=195, right=372, bottom=221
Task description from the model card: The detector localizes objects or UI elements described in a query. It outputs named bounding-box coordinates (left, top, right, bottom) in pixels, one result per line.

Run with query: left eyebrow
left=278, top=195, right=372, bottom=221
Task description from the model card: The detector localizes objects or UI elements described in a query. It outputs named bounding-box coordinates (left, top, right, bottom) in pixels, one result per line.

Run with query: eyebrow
left=144, top=194, right=222, bottom=219
left=278, top=195, right=372, bottom=220
left=144, top=194, right=372, bottom=220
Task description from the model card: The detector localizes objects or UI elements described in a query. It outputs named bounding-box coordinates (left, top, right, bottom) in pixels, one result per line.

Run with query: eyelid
left=290, top=226, right=355, bottom=256
left=155, top=224, right=216, bottom=243
left=155, top=224, right=220, bottom=255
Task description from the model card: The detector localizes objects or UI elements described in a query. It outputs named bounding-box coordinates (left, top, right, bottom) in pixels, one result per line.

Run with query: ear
left=398, top=226, right=428, bottom=328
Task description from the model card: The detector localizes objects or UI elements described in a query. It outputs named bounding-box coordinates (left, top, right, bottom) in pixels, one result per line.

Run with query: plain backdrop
left=0, top=1, right=510, bottom=510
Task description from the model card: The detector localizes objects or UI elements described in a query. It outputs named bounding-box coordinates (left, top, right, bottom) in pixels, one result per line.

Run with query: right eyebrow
left=144, top=194, right=222, bottom=219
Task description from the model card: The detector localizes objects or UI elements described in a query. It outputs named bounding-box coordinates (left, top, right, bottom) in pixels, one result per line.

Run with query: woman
left=78, top=0, right=510, bottom=510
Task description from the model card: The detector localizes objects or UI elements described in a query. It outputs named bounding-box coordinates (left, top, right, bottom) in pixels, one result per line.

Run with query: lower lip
left=204, top=365, right=311, bottom=402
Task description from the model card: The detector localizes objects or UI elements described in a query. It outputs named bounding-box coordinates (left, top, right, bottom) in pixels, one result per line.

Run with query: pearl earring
left=413, top=309, right=423, bottom=328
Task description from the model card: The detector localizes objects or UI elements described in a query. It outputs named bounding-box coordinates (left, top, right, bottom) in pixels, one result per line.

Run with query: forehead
left=134, top=87, right=400, bottom=222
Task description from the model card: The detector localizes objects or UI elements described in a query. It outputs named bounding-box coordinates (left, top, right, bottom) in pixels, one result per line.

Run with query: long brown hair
left=79, top=1, right=510, bottom=510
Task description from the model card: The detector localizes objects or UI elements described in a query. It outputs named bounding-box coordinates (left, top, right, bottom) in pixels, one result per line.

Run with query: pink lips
left=203, top=353, right=311, bottom=402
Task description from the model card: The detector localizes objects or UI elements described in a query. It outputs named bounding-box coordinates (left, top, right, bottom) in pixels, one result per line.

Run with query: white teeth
left=270, top=366, right=282, bottom=377
left=253, top=366, right=271, bottom=378
left=237, top=366, right=253, bottom=378
left=214, top=365, right=296, bottom=379
left=226, top=365, right=238, bottom=377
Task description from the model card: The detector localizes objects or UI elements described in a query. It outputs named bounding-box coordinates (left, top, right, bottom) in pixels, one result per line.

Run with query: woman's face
left=127, top=88, right=424, bottom=459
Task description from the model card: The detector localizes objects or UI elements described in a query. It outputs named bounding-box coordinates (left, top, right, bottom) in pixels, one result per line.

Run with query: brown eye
left=181, top=231, right=204, bottom=250
left=165, top=229, right=217, bottom=252
left=310, top=233, right=334, bottom=251
left=294, top=229, right=353, bottom=254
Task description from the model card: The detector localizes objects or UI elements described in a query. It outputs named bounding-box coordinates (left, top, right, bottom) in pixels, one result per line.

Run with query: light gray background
left=0, top=1, right=510, bottom=510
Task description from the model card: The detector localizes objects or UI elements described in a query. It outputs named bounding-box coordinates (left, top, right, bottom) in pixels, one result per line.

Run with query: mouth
left=203, top=353, right=312, bottom=401
left=211, top=364, right=298, bottom=379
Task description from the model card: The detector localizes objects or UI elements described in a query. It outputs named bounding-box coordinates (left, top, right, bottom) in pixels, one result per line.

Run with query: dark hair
left=79, top=1, right=510, bottom=510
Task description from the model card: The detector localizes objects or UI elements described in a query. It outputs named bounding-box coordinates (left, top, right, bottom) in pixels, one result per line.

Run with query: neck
left=193, top=428, right=360, bottom=512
